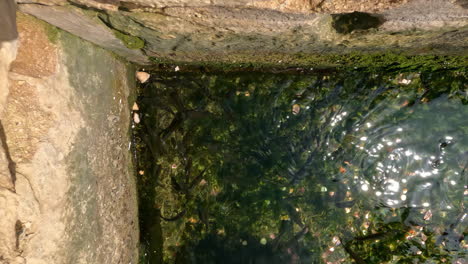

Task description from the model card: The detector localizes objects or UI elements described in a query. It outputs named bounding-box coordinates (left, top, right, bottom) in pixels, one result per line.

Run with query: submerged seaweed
left=135, top=69, right=467, bottom=264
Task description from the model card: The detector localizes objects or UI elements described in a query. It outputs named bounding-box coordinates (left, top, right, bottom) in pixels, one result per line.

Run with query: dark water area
left=135, top=69, right=467, bottom=264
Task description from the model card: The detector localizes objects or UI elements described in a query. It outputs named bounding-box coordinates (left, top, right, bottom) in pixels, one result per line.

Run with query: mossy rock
left=331, top=12, right=383, bottom=34
left=113, top=30, right=145, bottom=50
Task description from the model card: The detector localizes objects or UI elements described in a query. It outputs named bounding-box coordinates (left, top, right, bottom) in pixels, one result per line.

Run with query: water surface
left=136, top=70, right=467, bottom=264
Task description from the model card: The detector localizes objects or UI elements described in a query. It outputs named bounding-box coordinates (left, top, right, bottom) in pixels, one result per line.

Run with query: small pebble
left=132, top=102, right=139, bottom=111
left=133, top=113, right=140, bottom=124
left=292, top=104, right=301, bottom=115
left=399, top=79, right=411, bottom=85
left=138, top=170, right=144, bottom=175
left=136, top=71, right=150, bottom=83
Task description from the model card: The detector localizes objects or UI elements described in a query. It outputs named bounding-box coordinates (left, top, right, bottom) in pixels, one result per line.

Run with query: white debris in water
left=360, top=136, right=368, bottom=141
left=400, top=194, right=407, bottom=201
left=136, top=71, right=150, bottom=83
left=260, top=238, right=267, bottom=245
left=420, top=171, right=432, bottom=178
left=361, top=184, right=369, bottom=191
left=175, top=66, right=180, bottom=72
left=399, top=79, right=411, bottom=85
left=387, top=179, right=400, bottom=192
left=133, top=112, right=140, bottom=124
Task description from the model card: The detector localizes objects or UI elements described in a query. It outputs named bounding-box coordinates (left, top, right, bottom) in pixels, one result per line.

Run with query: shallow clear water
left=136, top=70, right=467, bottom=264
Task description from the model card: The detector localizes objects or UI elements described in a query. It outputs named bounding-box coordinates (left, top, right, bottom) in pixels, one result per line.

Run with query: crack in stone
left=0, top=119, right=16, bottom=193
left=16, top=171, right=42, bottom=213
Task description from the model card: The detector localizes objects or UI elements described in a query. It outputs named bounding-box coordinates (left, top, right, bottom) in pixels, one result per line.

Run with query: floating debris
left=136, top=71, right=150, bottom=83
left=399, top=79, right=411, bottom=85
left=423, top=210, right=433, bottom=221
left=133, top=112, right=140, bottom=124
left=175, top=66, right=180, bottom=72
left=292, top=104, right=301, bottom=115
left=132, top=102, right=139, bottom=111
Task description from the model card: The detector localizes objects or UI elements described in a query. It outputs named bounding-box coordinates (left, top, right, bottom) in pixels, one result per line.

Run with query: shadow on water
left=135, top=69, right=467, bottom=264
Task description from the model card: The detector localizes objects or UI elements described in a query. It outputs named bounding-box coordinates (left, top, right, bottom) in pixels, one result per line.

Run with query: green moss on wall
left=17, top=12, right=60, bottom=43
left=148, top=52, right=468, bottom=74
left=113, top=30, right=145, bottom=50
left=43, top=23, right=60, bottom=44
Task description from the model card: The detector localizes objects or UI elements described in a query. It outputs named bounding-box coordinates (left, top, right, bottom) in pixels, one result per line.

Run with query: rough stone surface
left=18, top=4, right=149, bottom=64
left=30, top=0, right=414, bottom=13
left=4, top=80, right=54, bottom=164
left=18, top=0, right=468, bottom=66
left=253, top=0, right=410, bottom=13
left=10, top=13, right=58, bottom=78
left=382, top=0, right=468, bottom=31
left=0, top=13, right=138, bottom=264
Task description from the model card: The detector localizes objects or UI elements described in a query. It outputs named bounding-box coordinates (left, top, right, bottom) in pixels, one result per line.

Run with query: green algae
left=17, top=12, right=60, bottom=43
left=148, top=53, right=468, bottom=74
left=113, top=30, right=145, bottom=50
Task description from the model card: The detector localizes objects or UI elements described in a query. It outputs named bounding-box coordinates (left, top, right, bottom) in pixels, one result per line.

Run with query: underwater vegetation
left=135, top=69, right=467, bottom=264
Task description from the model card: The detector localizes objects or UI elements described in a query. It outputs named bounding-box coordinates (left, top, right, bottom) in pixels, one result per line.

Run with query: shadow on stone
left=0, top=0, right=18, bottom=41
left=0, top=120, right=16, bottom=191
left=331, top=12, right=384, bottom=34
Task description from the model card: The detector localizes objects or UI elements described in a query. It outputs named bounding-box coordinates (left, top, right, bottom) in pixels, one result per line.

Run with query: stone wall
left=0, top=9, right=138, bottom=264
left=16, top=0, right=468, bottom=66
